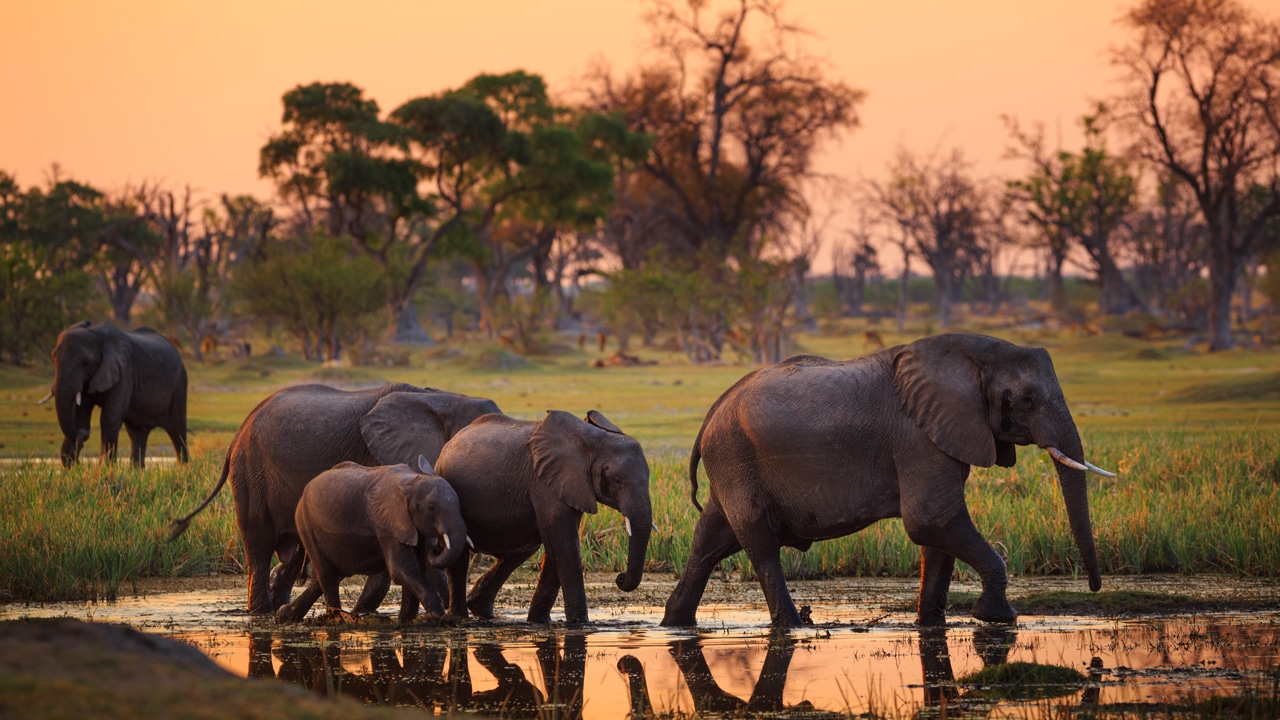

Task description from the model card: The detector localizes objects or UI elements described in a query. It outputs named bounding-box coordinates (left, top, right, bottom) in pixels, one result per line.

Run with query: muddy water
left=4, top=575, right=1279, bottom=718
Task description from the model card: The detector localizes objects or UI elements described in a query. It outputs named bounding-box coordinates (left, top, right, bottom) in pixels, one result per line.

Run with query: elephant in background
left=168, top=382, right=500, bottom=615
left=44, top=321, right=188, bottom=468
left=661, top=332, right=1113, bottom=629
left=276, top=457, right=467, bottom=623
left=434, top=410, right=652, bottom=625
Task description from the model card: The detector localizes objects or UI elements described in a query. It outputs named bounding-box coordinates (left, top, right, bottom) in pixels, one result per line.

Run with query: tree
left=234, top=233, right=385, bottom=362
left=1006, top=110, right=1143, bottom=316
left=870, top=146, right=986, bottom=330
left=1114, top=0, right=1280, bottom=350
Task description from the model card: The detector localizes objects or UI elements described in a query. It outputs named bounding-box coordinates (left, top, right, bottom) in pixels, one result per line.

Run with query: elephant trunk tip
left=616, top=571, right=641, bottom=592
left=1088, top=571, right=1102, bottom=593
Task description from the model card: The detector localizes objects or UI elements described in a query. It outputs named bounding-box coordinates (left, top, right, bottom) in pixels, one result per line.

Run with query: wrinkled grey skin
left=168, top=383, right=500, bottom=615
left=434, top=410, right=653, bottom=625
left=661, top=333, right=1102, bottom=629
left=49, top=321, right=188, bottom=468
left=275, top=457, right=467, bottom=623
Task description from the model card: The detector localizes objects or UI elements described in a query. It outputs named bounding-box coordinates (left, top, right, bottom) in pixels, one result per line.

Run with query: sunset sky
left=3, top=0, right=1274, bottom=262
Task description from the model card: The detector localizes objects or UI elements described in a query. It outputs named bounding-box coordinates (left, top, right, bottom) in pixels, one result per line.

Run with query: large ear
left=367, top=473, right=419, bottom=546
left=528, top=410, right=598, bottom=514
left=584, top=410, right=623, bottom=434
left=892, top=335, right=997, bottom=467
left=361, top=391, right=463, bottom=466
left=87, top=338, right=125, bottom=394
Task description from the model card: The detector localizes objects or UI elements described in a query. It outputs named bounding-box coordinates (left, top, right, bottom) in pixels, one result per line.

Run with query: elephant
left=275, top=457, right=467, bottom=623
left=43, top=321, right=189, bottom=468
left=660, top=332, right=1114, bottom=629
left=168, top=382, right=500, bottom=615
left=433, top=409, right=653, bottom=625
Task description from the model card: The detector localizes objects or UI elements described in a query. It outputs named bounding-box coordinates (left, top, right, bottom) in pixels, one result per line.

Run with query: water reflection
left=246, top=629, right=589, bottom=718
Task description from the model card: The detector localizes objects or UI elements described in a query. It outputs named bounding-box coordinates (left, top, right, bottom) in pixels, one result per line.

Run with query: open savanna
left=2, top=321, right=1279, bottom=604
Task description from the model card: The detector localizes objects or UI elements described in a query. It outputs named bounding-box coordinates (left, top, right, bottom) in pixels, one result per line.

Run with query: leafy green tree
left=233, top=233, right=386, bottom=362
left=1115, top=0, right=1280, bottom=350
left=0, top=171, right=103, bottom=365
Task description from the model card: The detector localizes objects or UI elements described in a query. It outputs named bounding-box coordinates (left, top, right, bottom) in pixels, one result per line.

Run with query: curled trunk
left=427, top=527, right=467, bottom=570
left=615, top=504, right=653, bottom=592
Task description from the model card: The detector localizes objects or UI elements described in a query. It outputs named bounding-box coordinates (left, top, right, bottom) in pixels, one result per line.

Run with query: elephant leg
left=661, top=499, right=742, bottom=627
left=916, top=546, right=956, bottom=626
left=466, top=551, right=536, bottom=619
left=245, top=540, right=277, bottom=616
left=539, top=523, right=589, bottom=625
left=98, top=406, right=124, bottom=464
left=527, top=554, right=562, bottom=624
left=908, top=511, right=1015, bottom=624
left=164, top=425, right=189, bottom=463
left=445, top=549, right=471, bottom=618
left=352, top=571, right=392, bottom=615
left=277, top=576, right=324, bottom=623
left=739, top=538, right=802, bottom=628
left=269, top=540, right=306, bottom=610
left=125, top=424, right=149, bottom=468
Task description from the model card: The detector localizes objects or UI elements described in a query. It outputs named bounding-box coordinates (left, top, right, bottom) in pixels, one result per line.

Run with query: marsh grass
left=3, top=327, right=1280, bottom=603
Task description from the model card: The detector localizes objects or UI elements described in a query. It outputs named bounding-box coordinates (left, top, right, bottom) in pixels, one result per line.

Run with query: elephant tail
left=689, top=440, right=704, bottom=513
left=168, top=451, right=232, bottom=541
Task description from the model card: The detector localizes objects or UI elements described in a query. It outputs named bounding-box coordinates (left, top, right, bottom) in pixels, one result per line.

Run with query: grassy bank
left=2, top=323, right=1279, bottom=603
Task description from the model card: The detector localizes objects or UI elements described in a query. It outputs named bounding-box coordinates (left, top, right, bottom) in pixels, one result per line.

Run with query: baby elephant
left=276, top=457, right=467, bottom=624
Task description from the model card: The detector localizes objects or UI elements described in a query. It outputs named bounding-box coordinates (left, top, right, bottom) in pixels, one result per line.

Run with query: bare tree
left=1114, top=0, right=1280, bottom=349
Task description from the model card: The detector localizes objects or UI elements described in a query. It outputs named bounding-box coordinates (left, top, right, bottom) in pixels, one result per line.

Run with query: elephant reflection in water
left=247, top=630, right=588, bottom=719
left=617, top=628, right=1099, bottom=718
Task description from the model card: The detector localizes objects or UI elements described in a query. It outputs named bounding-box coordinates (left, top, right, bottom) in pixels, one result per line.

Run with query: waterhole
left=4, top=574, right=1278, bottom=718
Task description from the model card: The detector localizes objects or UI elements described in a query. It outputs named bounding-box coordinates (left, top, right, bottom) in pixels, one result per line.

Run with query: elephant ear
left=528, top=410, right=598, bottom=515
left=892, top=336, right=997, bottom=468
left=584, top=410, right=623, bottom=434
left=360, top=391, right=462, bottom=466
left=88, top=340, right=126, bottom=394
left=367, top=473, right=419, bottom=547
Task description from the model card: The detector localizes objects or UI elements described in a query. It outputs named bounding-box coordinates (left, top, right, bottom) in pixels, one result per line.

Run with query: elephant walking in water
left=45, top=321, right=188, bottom=468
left=169, top=383, right=499, bottom=615
left=661, top=332, right=1114, bottom=629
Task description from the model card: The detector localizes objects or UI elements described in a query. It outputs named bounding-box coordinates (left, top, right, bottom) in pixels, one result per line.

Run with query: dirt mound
left=591, top=351, right=657, bottom=368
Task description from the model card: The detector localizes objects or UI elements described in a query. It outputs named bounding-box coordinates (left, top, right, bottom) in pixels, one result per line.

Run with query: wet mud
left=3, top=573, right=1278, bottom=718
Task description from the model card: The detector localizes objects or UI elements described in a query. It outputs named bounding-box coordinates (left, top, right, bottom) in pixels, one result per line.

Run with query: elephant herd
left=51, top=322, right=1117, bottom=629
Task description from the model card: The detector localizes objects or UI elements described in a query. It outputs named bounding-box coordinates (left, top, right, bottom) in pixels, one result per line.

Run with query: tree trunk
left=391, top=301, right=434, bottom=345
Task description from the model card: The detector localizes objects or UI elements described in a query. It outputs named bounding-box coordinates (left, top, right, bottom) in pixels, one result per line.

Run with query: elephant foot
left=659, top=607, right=698, bottom=627
left=275, top=603, right=304, bottom=624
left=971, top=592, right=1017, bottom=624
left=466, top=597, right=497, bottom=620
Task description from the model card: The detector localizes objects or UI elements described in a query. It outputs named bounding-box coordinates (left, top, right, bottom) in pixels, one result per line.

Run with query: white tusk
left=1046, top=446, right=1088, bottom=471
left=37, top=392, right=53, bottom=405
left=466, top=535, right=475, bottom=550
left=75, top=392, right=81, bottom=406
left=1084, top=460, right=1117, bottom=478
left=443, top=534, right=452, bottom=551
left=624, top=517, right=632, bottom=537
left=652, top=522, right=661, bottom=534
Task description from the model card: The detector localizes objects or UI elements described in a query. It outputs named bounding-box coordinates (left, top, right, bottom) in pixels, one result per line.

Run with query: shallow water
left=4, top=576, right=1279, bottom=718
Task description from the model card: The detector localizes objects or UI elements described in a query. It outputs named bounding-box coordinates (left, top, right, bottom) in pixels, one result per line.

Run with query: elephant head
left=528, top=410, right=653, bottom=592
left=49, top=322, right=124, bottom=465
left=892, top=333, right=1109, bottom=592
left=369, top=456, right=468, bottom=570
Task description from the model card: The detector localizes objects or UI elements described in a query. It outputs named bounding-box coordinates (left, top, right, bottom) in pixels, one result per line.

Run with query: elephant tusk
left=1084, top=460, right=1117, bottom=478
left=1046, top=446, right=1088, bottom=471
left=466, top=535, right=475, bottom=550
left=624, top=517, right=632, bottom=537
left=443, top=534, right=452, bottom=551
left=37, top=392, right=53, bottom=405
left=652, top=522, right=661, bottom=534
left=75, top=392, right=81, bottom=406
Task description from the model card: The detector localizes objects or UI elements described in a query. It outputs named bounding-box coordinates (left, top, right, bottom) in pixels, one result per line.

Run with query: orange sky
left=3, top=0, right=1273, bottom=261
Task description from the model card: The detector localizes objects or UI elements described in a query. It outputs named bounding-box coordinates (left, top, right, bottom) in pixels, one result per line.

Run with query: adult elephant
left=434, top=410, right=652, bottom=624
left=43, top=321, right=189, bottom=468
left=661, top=333, right=1113, bottom=629
left=168, top=383, right=500, bottom=615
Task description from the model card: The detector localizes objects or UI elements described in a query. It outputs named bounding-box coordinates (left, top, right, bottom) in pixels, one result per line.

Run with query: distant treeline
left=3, top=0, right=1279, bottom=365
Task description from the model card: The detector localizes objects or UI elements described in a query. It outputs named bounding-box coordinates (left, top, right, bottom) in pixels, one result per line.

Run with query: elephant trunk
left=427, top=522, right=467, bottom=570
left=54, top=379, right=83, bottom=467
left=1042, top=407, right=1102, bottom=592
left=616, top=503, right=652, bottom=592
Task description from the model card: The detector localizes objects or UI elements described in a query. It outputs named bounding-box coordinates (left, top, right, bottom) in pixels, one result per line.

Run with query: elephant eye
left=1016, top=395, right=1036, bottom=411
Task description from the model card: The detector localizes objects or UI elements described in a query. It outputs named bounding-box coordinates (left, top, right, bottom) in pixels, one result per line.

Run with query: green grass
left=3, top=319, right=1279, bottom=603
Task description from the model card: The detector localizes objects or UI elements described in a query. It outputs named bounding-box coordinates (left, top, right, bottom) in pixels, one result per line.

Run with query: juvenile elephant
left=275, top=457, right=466, bottom=623
left=169, top=383, right=500, bottom=615
left=434, top=410, right=652, bottom=624
left=661, top=332, right=1113, bottom=629
left=44, top=321, right=189, bottom=468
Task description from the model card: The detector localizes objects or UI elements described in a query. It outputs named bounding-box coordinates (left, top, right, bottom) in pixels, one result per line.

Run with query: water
left=4, top=576, right=1278, bottom=718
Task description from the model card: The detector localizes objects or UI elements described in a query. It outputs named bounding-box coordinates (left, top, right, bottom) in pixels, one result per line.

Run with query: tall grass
left=0, top=454, right=240, bottom=603
left=3, top=427, right=1277, bottom=604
